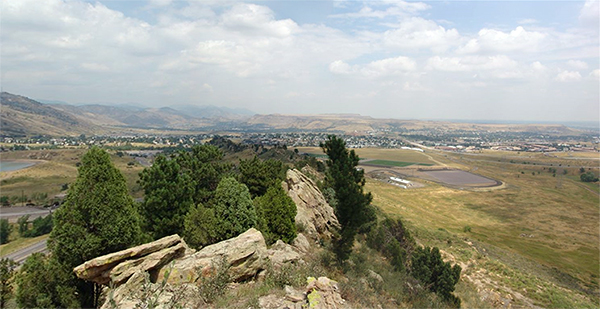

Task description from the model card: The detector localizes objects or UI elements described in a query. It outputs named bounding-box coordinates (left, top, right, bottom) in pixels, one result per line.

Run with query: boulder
left=109, top=242, right=187, bottom=285
left=74, top=235, right=185, bottom=285
left=267, top=240, right=301, bottom=267
left=291, top=233, right=310, bottom=253
left=305, top=277, right=347, bottom=309
left=160, top=228, right=268, bottom=284
left=101, top=270, right=203, bottom=309
left=283, top=169, right=339, bottom=240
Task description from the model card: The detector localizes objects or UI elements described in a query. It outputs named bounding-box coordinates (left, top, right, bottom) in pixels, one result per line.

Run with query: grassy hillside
left=0, top=92, right=98, bottom=137
left=364, top=149, right=599, bottom=307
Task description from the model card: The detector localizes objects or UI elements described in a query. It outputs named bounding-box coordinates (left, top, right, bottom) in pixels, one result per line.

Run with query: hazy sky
left=1, top=0, right=599, bottom=122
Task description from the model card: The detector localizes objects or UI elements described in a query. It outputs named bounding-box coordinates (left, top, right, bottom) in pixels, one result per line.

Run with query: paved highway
left=1, top=239, right=48, bottom=264
left=0, top=206, right=53, bottom=222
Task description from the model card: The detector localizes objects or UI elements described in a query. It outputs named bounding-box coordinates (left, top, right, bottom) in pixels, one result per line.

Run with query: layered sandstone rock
left=283, top=169, right=339, bottom=240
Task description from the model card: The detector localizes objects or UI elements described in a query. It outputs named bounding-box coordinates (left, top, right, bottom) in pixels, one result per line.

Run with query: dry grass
left=0, top=149, right=145, bottom=200
left=365, top=149, right=599, bottom=297
left=295, top=147, right=437, bottom=165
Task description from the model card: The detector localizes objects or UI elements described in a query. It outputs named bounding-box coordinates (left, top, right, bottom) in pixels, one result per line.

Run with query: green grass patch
left=363, top=159, right=433, bottom=167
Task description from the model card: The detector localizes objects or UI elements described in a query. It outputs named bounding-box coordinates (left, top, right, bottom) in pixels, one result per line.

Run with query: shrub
left=580, top=171, right=599, bottom=182
left=198, top=258, right=230, bottom=304
left=411, top=246, right=461, bottom=306
left=367, top=218, right=415, bottom=272
left=463, top=226, right=472, bottom=233
left=254, top=186, right=297, bottom=245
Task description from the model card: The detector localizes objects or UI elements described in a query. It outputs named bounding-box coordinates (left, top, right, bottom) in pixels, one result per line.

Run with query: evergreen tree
left=183, top=204, right=219, bottom=249
left=411, top=246, right=462, bottom=306
left=176, top=145, right=232, bottom=203
left=0, top=220, right=11, bottom=245
left=139, top=155, right=195, bottom=239
left=0, top=258, right=17, bottom=309
left=321, top=135, right=375, bottom=262
left=239, top=156, right=287, bottom=198
left=254, top=185, right=297, bottom=244
left=14, top=253, right=78, bottom=309
left=49, top=147, right=140, bottom=308
left=211, top=177, right=256, bottom=241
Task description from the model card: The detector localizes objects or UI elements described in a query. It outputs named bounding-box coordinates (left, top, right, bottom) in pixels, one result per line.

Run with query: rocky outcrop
left=267, top=240, right=301, bottom=267
left=259, top=277, right=347, bottom=309
left=74, top=234, right=188, bottom=285
left=159, top=228, right=269, bottom=284
left=74, top=229, right=269, bottom=308
left=283, top=169, right=339, bottom=240
left=305, top=276, right=347, bottom=309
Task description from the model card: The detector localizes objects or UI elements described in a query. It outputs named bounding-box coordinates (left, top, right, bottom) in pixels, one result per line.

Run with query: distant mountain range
left=0, top=92, right=586, bottom=137
left=1, top=92, right=255, bottom=137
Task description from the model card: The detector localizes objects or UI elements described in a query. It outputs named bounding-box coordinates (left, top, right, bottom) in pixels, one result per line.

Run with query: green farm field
left=364, top=149, right=600, bottom=307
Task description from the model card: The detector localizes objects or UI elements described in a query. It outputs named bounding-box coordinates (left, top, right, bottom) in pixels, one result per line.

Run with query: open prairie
left=295, top=147, right=438, bottom=165
left=364, top=148, right=599, bottom=307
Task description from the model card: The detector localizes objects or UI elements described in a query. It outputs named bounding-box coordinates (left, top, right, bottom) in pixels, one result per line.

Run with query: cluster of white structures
left=390, top=177, right=413, bottom=189
left=400, top=147, right=424, bottom=152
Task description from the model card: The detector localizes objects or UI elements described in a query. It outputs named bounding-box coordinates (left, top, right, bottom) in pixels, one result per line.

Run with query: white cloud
left=590, top=69, right=600, bottom=79
left=457, top=26, right=547, bottom=54
left=382, top=17, right=461, bottom=53
left=329, top=56, right=416, bottom=78
left=361, top=56, right=416, bottom=77
left=426, top=55, right=518, bottom=72
left=555, top=70, right=582, bottom=82
left=566, top=60, right=589, bottom=70
left=579, top=0, right=600, bottom=28
left=329, top=60, right=353, bottom=75
left=531, top=61, right=547, bottom=71
left=220, top=3, right=299, bottom=38
left=329, top=0, right=430, bottom=19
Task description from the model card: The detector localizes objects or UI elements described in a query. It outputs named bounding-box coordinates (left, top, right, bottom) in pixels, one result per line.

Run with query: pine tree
left=239, top=156, right=287, bottom=198
left=254, top=185, right=297, bottom=244
left=183, top=204, right=219, bottom=249
left=321, top=135, right=375, bottom=261
left=139, top=155, right=195, bottom=239
left=49, top=147, right=140, bottom=308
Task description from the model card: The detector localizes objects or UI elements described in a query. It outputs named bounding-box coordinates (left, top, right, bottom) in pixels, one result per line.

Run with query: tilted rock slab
left=159, top=228, right=269, bottom=284
left=74, top=234, right=186, bottom=285
left=283, top=169, right=339, bottom=240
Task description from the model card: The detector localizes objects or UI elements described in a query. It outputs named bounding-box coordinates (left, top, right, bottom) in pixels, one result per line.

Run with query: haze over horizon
left=1, top=0, right=599, bottom=122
